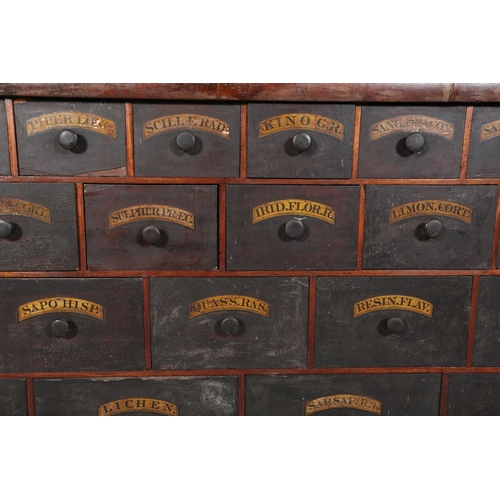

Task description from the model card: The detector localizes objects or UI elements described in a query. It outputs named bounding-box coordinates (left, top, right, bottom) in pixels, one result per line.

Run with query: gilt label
left=189, top=295, right=270, bottom=319
left=305, top=394, right=382, bottom=415
left=480, top=120, right=500, bottom=142
left=369, top=115, right=454, bottom=141
left=252, top=199, right=335, bottom=224
left=98, top=398, right=178, bottom=416
left=0, top=198, right=51, bottom=223
left=354, top=295, right=433, bottom=318
left=143, top=114, right=230, bottom=140
left=389, top=200, right=472, bottom=224
left=259, top=113, right=344, bottom=140
left=18, top=297, right=104, bottom=322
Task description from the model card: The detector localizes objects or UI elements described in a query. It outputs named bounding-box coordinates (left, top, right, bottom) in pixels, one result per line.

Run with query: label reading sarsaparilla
left=26, top=112, right=116, bottom=138
left=369, top=115, right=454, bottom=141
left=107, top=204, right=195, bottom=232
left=259, top=113, right=344, bottom=140
left=189, top=295, right=270, bottom=319
left=252, top=199, right=335, bottom=224
left=389, top=200, right=472, bottom=224
left=98, top=398, right=178, bottom=416
left=353, top=295, right=433, bottom=318
left=17, top=297, right=104, bottom=323
left=0, top=198, right=51, bottom=223
left=143, top=114, right=230, bottom=140
left=480, top=120, right=500, bottom=142
left=305, top=394, right=382, bottom=415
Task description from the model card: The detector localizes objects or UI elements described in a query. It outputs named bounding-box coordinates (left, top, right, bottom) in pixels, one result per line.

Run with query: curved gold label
left=480, top=120, right=500, bottom=142
left=0, top=198, right=50, bottom=223
left=369, top=115, right=454, bottom=141
left=189, top=295, right=270, bottom=319
left=354, top=295, right=433, bottom=318
left=107, top=204, right=195, bottom=232
left=26, top=112, right=116, bottom=138
left=143, top=114, right=230, bottom=140
left=18, top=297, right=104, bottom=322
left=252, top=199, right=335, bottom=224
left=306, top=394, right=382, bottom=415
left=259, top=113, right=344, bottom=140
left=99, top=398, right=178, bottom=416
left=389, top=200, right=471, bottom=224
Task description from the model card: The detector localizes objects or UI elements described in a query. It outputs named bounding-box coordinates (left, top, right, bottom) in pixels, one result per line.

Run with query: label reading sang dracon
left=98, top=398, right=178, bottom=416
left=259, top=113, right=344, bottom=140
left=17, top=297, right=104, bottom=323
left=389, top=200, right=472, bottom=224
left=353, top=295, right=433, bottom=318
left=369, top=115, right=454, bottom=141
left=189, top=295, right=270, bottom=319
left=0, top=198, right=51, bottom=223
left=305, top=394, right=382, bottom=415
left=480, top=120, right=500, bottom=142
left=143, top=114, right=230, bottom=140
left=252, top=199, right=335, bottom=224
left=26, top=112, right=116, bottom=138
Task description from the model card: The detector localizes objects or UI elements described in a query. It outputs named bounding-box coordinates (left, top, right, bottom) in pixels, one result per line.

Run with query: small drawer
left=468, top=107, right=500, bottom=178
left=0, top=278, right=144, bottom=372
left=150, top=277, right=309, bottom=369
left=315, top=277, right=471, bottom=367
left=246, top=374, right=441, bottom=416
left=34, top=377, right=238, bottom=416
left=0, top=100, right=9, bottom=175
left=134, top=103, right=240, bottom=178
left=85, top=184, right=218, bottom=271
left=247, top=104, right=354, bottom=178
left=448, top=374, right=500, bottom=415
left=363, top=185, right=497, bottom=269
left=226, top=185, right=359, bottom=270
left=0, top=183, right=78, bottom=271
left=0, top=379, right=27, bottom=416
left=358, top=106, right=466, bottom=178
left=15, top=100, right=126, bottom=176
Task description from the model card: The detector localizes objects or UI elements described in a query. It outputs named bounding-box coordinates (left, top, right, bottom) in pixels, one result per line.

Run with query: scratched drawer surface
left=133, top=103, right=240, bottom=178
left=150, top=277, right=309, bottom=369
left=363, top=185, right=497, bottom=269
left=0, top=278, right=144, bottom=372
left=0, top=183, right=78, bottom=271
left=14, top=100, right=126, bottom=176
left=226, top=185, right=359, bottom=270
left=315, top=277, right=471, bottom=367
left=85, top=184, right=218, bottom=271
left=246, top=374, right=441, bottom=416
left=0, top=380, right=27, bottom=416
left=34, top=377, right=238, bottom=416
left=0, top=100, right=9, bottom=175
left=358, top=106, right=465, bottom=178
left=447, top=374, right=500, bottom=415
left=247, top=103, right=354, bottom=178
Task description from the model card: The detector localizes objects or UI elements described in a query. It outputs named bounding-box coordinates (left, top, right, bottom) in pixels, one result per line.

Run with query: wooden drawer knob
left=0, top=220, right=13, bottom=238
left=49, top=319, right=71, bottom=338
left=176, top=131, right=196, bottom=152
left=405, top=133, right=425, bottom=153
left=221, top=317, right=240, bottom=336
left=292, top=132, right=312, bottom=152
left=142, top=225, right=161, bottom=245
left=424, top=220, right=443, bottom=238
left=58, top=130, right=79, bottom=150
left=285, top=219, right=304, bottom=239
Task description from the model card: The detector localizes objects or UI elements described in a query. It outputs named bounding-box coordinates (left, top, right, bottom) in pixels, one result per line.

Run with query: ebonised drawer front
left=247, top=104, right=354, bottom=178
left=14, top=101, right=126, bottom=176
left=358, top=106, right=466, bottom=178
left=246, top=374, right=441, bottom=416
left=363, top=185, right=497, bottom=270
left=0, top=100, right=9, bottom=175
left=0, top=379, right=27, bottom=416
left=447, top=374, right=500, bottom=415
left=315, top=277, right=471, bottom=368
left=0, top=278, right=144, bottom=372
left=226, top=185, right=359, bottom=270
left=0, top=183, right=78, bottom=271
left=34, top=377, right=238, bottom=416
left=150, top=277, right=309, bottom=369
left=133, top=103, right=240, bottom=178
left=85, top=184, right=218, bottom=271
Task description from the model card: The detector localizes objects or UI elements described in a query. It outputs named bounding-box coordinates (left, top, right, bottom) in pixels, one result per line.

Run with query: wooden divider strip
left=75, top=184, right=87, bottom=271
left=5, top=99, right=19, bottom=176
left=459, top=106, right=474, bottom=180
left=125, top=103, right=135, bottom=177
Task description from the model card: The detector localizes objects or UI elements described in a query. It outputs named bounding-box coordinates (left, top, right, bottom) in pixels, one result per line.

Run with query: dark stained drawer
left=0, top=183, right=78, bottom=271
left=14, top=101, right=126, bottom=176
left=0, top=278, right=144, bottom=372
left=0, top=379, right=27, bottom=416
left=34, top=377, right=238, bottom=416
left=150, top=277, right=309, bottom=369
left=363, top=185, right=497, bottom=269
left=247, top=104, right=354, bottom=178
left=133, top=103, right=240, bottom=178
left=85, top=184, right=218, bottom=271
left=315, top=277, right=472, bottom=367
left=226, top=185, right=359, bottom=270
left=358, top=106, right=466, bottom=178
left=0, top=100, right=9, bottom=175
left=447, top=374, right=500, bottom=415
left=246, top=374, right=441, bottom=415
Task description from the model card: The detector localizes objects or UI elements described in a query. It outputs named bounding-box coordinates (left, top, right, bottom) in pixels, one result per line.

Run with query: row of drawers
left=1, top=183, right=498, bottom=270
left=2, top=276, right=500, bottom=371
left=2, top=101, right=500, bottom=178
left=2, top=373, right=500, bottom=415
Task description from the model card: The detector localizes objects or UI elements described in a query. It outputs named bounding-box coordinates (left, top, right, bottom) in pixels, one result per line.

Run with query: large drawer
left=0, top=100, right=9, bottom=175
left=0, top=379, right=27, bottom=416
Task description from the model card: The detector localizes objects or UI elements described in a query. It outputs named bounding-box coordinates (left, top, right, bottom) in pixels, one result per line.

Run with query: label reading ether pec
left=17, top=297, right=104, bottom=322
left=259, top=114, right=344, bottom=140
left=252, top=199, right=335, bottom=224
left=142, top=114, right=230, bottom=140
left=305, top=394, right=382, bottom=415
left=389, top=200, right=472, bottom=224
left=98, top=398, right=178, bottom=416
left=189, top=295, right=270, bottom=319
left=353, top=295, right=433, bottom=318
left=0, top=198, right=51, bottom=223
left=369, top=115, right=454, bottom=141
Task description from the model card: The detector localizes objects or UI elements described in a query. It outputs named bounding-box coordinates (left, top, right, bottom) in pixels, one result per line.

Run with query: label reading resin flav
left=17, top=297, right=104, bottom=322
left=389, top=200, right=472, bottom=224
left=353, top=295, right=433, bottom=318
left=143, top=114, right=230, bottom=140
left=0, top=198, right=51, bottom=223
left=369, top=115, right=454, bottom=141
left=98, top=398, right=178, bottom=416
left=252, top=199, right=335, bottom=224
left=259, top=113, right=344, bottom=140
left=305, top=394, right=382, bottom=415
left=189, top=295, right=270, bottom=319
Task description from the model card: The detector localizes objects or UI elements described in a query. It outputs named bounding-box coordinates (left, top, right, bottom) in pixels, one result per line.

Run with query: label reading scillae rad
left=98, top=398, right=178, bottom=416
left=389, top=200, right=472, bottom=224
left=252, top=199, right=335, bottom=224
left=189, top=295, right=270, bottom=319
left=305, top=394, right=382, bottom=415
left=17, top=297, right=104, bottom=322
left=353, top=295, right=433, bottom=318
left=143, top=114, right=230, bottom=140
left=0, top=198, right=51, bottom=223
left=259, top=114, right=344, bottom=140
left=369, top=115, right=454, bottom=141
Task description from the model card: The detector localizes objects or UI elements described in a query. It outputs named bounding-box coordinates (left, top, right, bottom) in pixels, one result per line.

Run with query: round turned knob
left=221, top=317, right=240, bottom=336
left=142, top=225, right=161, bottom=245
left=423, top=220, right=443, bottom=238
left=49, top=319, right=71, bottom=338
left=405, top=133, right=425, bottom=153
left=176, top=131, right=196, bottom=152
left=285, top=219, right=304, bottom=239
left=0, top=220, right=13, bottom=238
left=292, top=132, right=312, bottom=152
left=386, top=317, right=407, bottom=335
left=58, top=130, right=79, bottom=150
